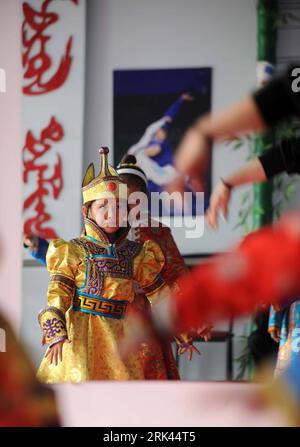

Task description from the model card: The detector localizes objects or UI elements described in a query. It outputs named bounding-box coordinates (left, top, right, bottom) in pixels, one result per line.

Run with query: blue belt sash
left=71, top=291, right=128, bottom=320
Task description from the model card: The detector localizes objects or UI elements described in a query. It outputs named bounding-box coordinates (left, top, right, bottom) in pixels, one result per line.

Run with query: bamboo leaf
left=252, top=206, right=265, bottom=215
left=284, top=183, right=296, bottom=202
left=287, top=12, right=300, bottom=23
left=240, top=191, right=250, bottom=205
left=232, top=141, right=244, bottom=150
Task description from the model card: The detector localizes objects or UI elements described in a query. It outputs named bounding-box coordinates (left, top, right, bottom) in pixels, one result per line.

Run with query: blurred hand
left=23, top=233, right=38, bottom=249
left=206, top=181, right=231, bottom=229
left=196, top=325, right=213, bottom=342
left=170, top=126, right=211, bottom=196
left=269, top=328, right=281, bottom=343
left=177, top=342, right=202, bottom=361
left=45, top=339, right=71, bottom=366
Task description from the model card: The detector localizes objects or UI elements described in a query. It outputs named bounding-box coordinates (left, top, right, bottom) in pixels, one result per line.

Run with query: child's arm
left=133, top=240, right=200, bottom=360
left=268, top=305, right=285, bottom=343
left=163, top=93, right=193, bottom=121
left=143, top=224, right=189, bottom=282
left=38, top=239, right=77, bottom=364
left=127, top=118, right=167, bottom=155
left=144, top=226, right=212, bottom=342
left=23, top=234, right=49, bottom=265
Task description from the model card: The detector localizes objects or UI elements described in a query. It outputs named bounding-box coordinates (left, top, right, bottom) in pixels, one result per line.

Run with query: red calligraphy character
left=22, top=0, right=75, bottom=95
left=23, top=117, right=64, bottom=239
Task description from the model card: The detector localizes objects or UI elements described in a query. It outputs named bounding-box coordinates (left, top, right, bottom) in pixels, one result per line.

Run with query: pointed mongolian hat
left=82, top=147, right=126, bottom=204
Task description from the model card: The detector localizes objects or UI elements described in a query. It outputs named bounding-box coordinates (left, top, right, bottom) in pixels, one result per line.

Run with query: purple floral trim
left=48, top=335, right=68, bottom=348
left=42, top=317, right=66, bottom=339
left=38, top=306, right=66, bottom=325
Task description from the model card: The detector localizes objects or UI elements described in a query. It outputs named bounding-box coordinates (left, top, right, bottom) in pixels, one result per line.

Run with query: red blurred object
left=107, top=181, right=117, bottom=192
left=175, top=213, right=300, bottom=332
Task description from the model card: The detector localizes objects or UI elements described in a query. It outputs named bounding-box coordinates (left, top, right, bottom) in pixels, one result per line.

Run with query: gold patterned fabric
left=133, top=217, right=192, bottom=345
left=37, top=218, right=171, bottom=383
left=38, top=307, right=68, bottom=346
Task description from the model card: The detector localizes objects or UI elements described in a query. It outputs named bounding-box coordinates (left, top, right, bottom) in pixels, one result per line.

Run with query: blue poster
left=113, top=67, right=212, bottom=216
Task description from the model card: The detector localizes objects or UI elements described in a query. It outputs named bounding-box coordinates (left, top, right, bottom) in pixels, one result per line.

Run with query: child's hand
left=23, top=233, right=38, bottom=249
left=269, top=328, right=281, bottom=343
left=177, top=342, right=202, bottom=361
left=196, top=325, right=213, bottom=342
left=45, top=339, right=71, bottom=366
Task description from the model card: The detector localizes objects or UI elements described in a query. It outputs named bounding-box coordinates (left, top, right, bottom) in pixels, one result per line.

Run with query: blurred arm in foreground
left=171, top=64, right=300, bottom=195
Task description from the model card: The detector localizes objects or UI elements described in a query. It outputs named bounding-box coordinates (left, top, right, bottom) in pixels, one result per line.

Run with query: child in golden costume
left=37, top=148, right=194, bottom=383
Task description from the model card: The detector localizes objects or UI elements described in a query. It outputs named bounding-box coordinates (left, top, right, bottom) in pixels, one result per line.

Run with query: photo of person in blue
left=114, top=67, right=212, bottom=216
left=128, top=93, right=194, bottom=192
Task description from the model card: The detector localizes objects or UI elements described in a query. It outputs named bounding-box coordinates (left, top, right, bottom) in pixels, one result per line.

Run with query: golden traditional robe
left=37, top=218, right=173, bottom=383
left=129, top=214, right=189, bottom=379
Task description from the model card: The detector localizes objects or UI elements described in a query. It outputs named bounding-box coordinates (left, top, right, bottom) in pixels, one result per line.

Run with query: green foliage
left=266, top=3, right=300, bottom=28
left=275, top=11, right=300, bottom=27
left=272, top=120, right=300, bottom=221
left=228, top=120, right=300, bottom=233
left=227, top=134, right=256, bottom=235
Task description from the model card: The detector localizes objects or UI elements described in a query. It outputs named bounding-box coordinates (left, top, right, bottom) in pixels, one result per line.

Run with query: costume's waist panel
left=71, top=292, right=128, bottom=320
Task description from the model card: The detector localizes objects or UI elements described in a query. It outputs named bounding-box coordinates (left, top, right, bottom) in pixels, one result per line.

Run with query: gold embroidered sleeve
left=133, top=239, right=171, bottom=305
left=133, top=240, right=191, bottom=345
left=38, top=239, right=78, bottom=346
left=38, top=307, right=68, bottom=346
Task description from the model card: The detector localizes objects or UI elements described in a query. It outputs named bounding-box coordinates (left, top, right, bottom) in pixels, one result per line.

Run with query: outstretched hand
left=269, top=328, right=281, bottom=343
left=196, top=325, right=213, bottom=342
left=45, top=339, right=71, bottom=366
left=177, top=342, right=202, bottom=361
left=206, top=180, right=231, bottom=229
left=23, top=233, right=37, bottom=249
left=170, top=125, right=211, bottom=197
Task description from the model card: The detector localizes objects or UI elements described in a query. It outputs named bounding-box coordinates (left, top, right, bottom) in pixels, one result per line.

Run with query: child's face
left=120, top=179, right=148, bottom=212
left=127, top=184, right=141, bottom=211
left=86, top=198, right=127, bottom=234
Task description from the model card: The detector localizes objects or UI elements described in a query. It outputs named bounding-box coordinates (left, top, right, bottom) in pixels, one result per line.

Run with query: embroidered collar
left=83, top=217, right=130, bottom=246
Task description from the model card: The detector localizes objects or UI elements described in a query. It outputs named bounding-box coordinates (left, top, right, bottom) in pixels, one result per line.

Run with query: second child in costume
left=36, top=148, right=193, bottom=383
left=25, top=155, right=201, bottom=380
left=115, top=154, right=204, bottom=376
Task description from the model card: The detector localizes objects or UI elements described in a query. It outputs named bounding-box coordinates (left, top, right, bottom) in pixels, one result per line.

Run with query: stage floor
left=53, top=381, right=290, bottom=427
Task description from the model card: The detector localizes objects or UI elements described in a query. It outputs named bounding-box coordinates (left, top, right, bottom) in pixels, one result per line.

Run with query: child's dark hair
left=117, top=154, right=149, bottom=195
left=120, top=154, right=136, bottom=165
left=83, top=201, right=94, bottom=218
